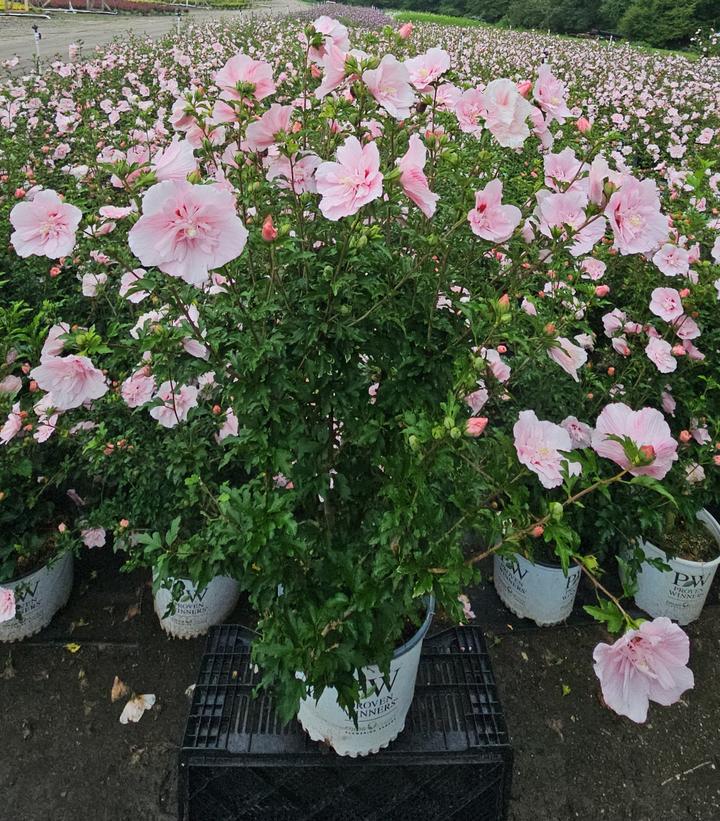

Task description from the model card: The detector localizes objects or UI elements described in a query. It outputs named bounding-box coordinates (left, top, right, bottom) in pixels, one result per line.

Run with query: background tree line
left=347, top=0, right=720, bottom=50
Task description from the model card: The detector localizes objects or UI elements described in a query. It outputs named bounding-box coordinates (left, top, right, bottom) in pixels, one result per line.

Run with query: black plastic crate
left=179, top=625, right=513, bottom=821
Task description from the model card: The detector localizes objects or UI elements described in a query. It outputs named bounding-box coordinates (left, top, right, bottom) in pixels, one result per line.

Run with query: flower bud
left=262, top=214, right=278, bottom=242
left=575, top=116, right=591, bottom=134
left=638, top=445, right=656, bottom=463
left=679, top=430, right=692, bottom=443
left=465, top=417, right=488, bottom=437
left=531, top=525, right=544, bottom=538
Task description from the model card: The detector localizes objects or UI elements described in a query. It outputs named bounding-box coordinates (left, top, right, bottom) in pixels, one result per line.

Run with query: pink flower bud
left=531, top=525, right=544, bottom=538
left=678, top=288, right=690, bottom=298
left=58, top=523, right=67, bottom=533
left=516, top=80, right=532, bottom=98
left=261, top=214, right=278, bottom=242
left=398, top=22, right=413, bottom=39
left=639, top=445, right=656, bottom=463
left=14, top=188, right=25, bottom=199
left=713, top=455, right=720, bottom=467
left=465, top=417, right=488, bottom=437
left=497, top=344, right=507, bottom=354
left=679, top=430, right=692, bottom=443
left=575, top=117, right=591, bottom=134
left=595, top=285, right=610, bottom=297
left=671, top=344, right=686, bottom=356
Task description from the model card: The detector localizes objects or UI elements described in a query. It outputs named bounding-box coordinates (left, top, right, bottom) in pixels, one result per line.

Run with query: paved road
left=0, top=0, right=306, bottom=70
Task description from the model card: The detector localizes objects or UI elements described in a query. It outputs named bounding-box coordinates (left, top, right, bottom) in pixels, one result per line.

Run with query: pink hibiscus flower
left=151, top=138, right=197, bottom=182
left=481, top=79, right=534, bottom=149
left=548, top=337, right=588, bottom=382
left=149, top=381, right=199, bottom=428
left=645, top=336, right=677, bottom=373
left=652, top=244, right=690, bottom=277
left=216, top=408, right=239, bottom=443
left=397, top=134, right=438, bottom=218
left=119, top=269, right=149, bottom=303
left=606, top=177, right=668, bottom=255
left=592, top=403, right=678, bottom=479
left=10, top=189, right=82, bottom=259
left=513, top=410, right=580, bottom=489
left=315, top=44, right=348, bottom=100
left=128, top=181, right=248, bottom=287
left=454, top=88, right=485, bottom=136
left=467, top=179, right=521, bottom=243
left=533, top=64, right=572, bottom=124
left=561, top=416, right=593, bottom=449
left=0, top=588, right=16, bottom=624
left=41, top=323, right=71, bottom=360
left=315, top=136, right=383, bottom=221
left=403, top=47, right=451, bottom=91
left=649, top=287, right=683, bottom=322
left=121, top=371, right=156, bottom=408
left=482, top=348, right=511, bottom=383
left=30, top=355, right=108, bottom=411
left=362, top=55, right=415, bottom=120
left=0, top=403, right=23, bottom=446
left=214, top=53, right=276, bottom=102
left=309, top=15, right=350, bottom=60
left=245, top=104, right=294, bottom=152
left=593, top=617, right=693, bottom=723
left=266, top=152, right=321, bottom=194
left=81, top=527, right=106, bottom=549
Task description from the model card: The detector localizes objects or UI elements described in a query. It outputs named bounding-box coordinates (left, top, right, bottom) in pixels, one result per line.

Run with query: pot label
left=153, top=575, right=240, bottom=638
left=297, top=628, right=428, bottom=755
left=494, top=553, right=580, bottom=626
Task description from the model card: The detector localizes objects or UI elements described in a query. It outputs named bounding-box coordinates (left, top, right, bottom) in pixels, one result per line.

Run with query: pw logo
left=364, top=669, right=400, bottom=698
left=14, top=581, right=39, bottom=602
left=502, top=558, right=528, bottom=579
left=673, top=572, right=707, bottom=589
left=184, top=587, right=208, bottom=603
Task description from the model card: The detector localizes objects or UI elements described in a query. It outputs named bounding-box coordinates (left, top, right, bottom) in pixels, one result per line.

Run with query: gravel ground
left=0, top=1, right=307, bottom=70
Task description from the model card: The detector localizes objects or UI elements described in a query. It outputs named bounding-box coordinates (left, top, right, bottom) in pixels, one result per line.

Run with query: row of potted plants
left=1, top=13, right=718, bottom=752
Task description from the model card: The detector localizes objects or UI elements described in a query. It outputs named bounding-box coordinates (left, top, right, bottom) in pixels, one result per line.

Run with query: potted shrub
left=77, top=393, right=246, bottom=639
left=11, top=15, right=716, bottom=747
left=0, top=306, right=84, bottom=641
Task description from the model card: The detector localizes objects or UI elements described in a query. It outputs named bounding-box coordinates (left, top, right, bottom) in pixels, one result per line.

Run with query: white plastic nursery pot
left=493, top=552, right=581, bottom=627
left=633, top=509, right=720, bottom=626
left=153, top=573, right=240, bottom=639
left=0, top=551, right=74, bottom=643
left=296, top=598, right=435, bottom=757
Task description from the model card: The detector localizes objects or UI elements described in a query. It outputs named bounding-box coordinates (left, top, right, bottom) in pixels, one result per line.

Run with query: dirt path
left=0, top=0, right=306, bottom=70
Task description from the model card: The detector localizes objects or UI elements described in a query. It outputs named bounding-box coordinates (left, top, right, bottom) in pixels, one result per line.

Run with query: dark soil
left=1, top=547, right=719, bottom=821
left=658, top=523, right=720, bottom=563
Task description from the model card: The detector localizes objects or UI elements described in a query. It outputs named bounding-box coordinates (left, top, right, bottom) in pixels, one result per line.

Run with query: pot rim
left=495, top=551, right=580, bottom=574
left=2, top=549, right=72, bottom=587
left=392, top=595, right=435, bottom=659
left=642, top=507, right=720, bottom=569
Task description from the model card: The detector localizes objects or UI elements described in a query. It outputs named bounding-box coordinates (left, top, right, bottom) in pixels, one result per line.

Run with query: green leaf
left=628, top=475, right=678, bottom=506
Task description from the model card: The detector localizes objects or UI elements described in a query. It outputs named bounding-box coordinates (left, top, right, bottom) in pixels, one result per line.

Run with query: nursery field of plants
left=1, top=5, right=719, bottom=819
